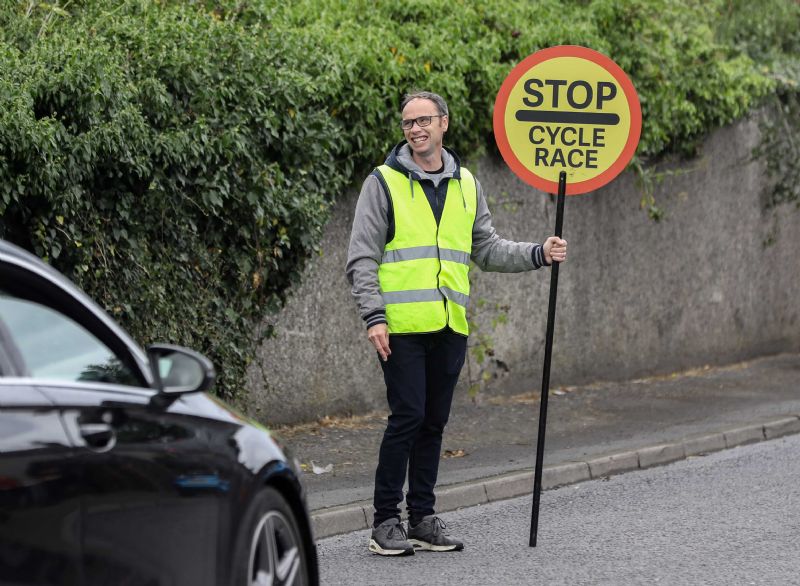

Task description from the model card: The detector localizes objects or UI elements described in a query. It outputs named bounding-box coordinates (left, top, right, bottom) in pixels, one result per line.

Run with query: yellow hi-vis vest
left=376, top=164, right=478, bottom=335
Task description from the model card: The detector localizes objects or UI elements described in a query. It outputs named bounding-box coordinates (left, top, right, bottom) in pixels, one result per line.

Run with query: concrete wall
left=246, top=118, right=800, bottom=425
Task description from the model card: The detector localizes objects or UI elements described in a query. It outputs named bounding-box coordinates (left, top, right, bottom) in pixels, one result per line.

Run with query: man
left=346, top=91, right=567, bottom=556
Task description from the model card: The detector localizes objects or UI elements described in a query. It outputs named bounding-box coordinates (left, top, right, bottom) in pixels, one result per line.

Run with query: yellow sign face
left=494, top=46, right=641, bottom=195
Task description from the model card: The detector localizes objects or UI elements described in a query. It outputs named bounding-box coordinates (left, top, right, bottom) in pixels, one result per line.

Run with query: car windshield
left=0, top=291, right=139, bottom=386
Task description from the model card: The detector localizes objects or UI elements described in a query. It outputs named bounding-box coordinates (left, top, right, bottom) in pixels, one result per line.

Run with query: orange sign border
left=493, top=45, right=642, bottom=195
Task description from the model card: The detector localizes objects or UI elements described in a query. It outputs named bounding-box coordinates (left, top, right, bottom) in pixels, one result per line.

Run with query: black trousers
left=372, top=329, right=467, bottom=527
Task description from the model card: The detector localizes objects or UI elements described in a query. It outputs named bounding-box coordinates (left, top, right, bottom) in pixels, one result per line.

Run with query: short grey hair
left=400, top=91, right=449, bottom=117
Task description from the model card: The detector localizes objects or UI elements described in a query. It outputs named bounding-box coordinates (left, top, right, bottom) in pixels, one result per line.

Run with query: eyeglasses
left=400, top=115, right=444, bottom=130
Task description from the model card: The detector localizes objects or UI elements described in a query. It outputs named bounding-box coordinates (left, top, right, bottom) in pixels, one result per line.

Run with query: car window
left=0, top=317, right=20, bottom=376
left=0, top=291, right=139, bottom=386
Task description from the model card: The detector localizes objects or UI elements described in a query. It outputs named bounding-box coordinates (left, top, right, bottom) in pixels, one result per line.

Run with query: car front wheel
left=236, top=486, right=309, bottom=586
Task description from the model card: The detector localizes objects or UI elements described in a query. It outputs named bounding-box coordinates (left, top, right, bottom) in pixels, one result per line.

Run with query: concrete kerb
left=587, top=450, right=640, bottom=478
left=763, top=416, right=800, bottom=439
left=682, top=432, right=726, bottom=457
left=310, top=415, right=800, bottom=539
left=312, top=504, right=369, bottom=539
left=723, top=423, right=765, bottom=448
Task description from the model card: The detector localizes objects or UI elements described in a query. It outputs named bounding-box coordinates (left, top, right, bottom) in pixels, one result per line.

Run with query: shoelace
left=431, top=516, right=447, bottom=537
left=388, top=523, right=408, bottom=540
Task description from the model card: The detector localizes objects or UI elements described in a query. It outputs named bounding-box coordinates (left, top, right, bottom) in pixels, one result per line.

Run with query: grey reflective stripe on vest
left=382, top=289, right=444, bottom=304
left=382, top=246, right=470, bottom=265
left=382, top=287, right=470, bottom=307
left=381, top=245, right=438, bottom=264
left=439, top=249, right=470, bottom=265
left=439, top=287, right=470, bottom=308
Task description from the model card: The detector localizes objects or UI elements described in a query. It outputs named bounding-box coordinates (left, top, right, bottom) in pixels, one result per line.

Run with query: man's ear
left=441, top=115, right=449, bottom=132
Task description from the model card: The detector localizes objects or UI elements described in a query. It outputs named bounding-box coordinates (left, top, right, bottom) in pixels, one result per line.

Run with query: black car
left=0, top=239, right=318, bottom=586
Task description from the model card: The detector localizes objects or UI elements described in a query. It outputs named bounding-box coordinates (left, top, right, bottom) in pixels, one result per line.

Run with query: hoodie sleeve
left=470, top=177, right=548, bottom=272
left=345, top=174, right=389, bottom=328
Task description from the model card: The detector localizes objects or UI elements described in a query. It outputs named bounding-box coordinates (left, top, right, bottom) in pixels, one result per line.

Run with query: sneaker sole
left=408, top=539, right=464, bottom=552
left=368, top=539, right=415, bottom=556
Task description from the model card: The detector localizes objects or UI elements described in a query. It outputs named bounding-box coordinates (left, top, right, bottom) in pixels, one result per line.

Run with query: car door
left=50, top=384, right=222, bottom=586
left=0, top=380, right=82, bottom=586
left=0, top=262, right=222, bottom=586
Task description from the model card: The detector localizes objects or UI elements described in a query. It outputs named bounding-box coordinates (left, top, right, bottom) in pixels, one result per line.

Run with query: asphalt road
left=317, top=434, right=800, bottom=585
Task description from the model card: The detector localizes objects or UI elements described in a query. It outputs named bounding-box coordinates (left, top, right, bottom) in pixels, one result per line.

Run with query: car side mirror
left=147, top=344, right=216, bottom=395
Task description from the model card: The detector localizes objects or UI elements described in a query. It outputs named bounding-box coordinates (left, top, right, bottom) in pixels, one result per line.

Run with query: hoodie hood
left=384, top=141, right=461, bottom=188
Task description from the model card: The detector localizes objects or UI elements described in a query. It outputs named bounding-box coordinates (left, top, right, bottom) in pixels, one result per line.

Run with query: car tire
left=234, top=486, right=310, bottom=586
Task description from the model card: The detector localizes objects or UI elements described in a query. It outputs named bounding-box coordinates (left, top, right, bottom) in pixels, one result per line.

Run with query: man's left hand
left=543, top=237, right=568, bottom=264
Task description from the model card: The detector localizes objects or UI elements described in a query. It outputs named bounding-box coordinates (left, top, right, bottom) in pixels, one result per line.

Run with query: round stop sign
left=493, top=45, right=642, bottom=195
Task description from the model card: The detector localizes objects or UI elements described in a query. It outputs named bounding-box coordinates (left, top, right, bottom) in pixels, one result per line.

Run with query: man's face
left=401, top=98, right=448, bottom=161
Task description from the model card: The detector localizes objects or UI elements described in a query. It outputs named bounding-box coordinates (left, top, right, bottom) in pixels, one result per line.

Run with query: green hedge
left=715, top=0, right=800, bottom=213
left=0, top=0, right=797, bottom=406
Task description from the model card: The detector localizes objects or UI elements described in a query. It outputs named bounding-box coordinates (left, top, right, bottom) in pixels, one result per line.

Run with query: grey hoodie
left=345, top=142, right=548, bottom=329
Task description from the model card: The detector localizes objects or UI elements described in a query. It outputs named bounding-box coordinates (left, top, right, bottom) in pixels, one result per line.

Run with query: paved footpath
left=274, top=353, right=800, bottom=538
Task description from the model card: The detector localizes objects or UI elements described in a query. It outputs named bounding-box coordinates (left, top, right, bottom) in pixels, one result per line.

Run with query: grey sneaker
left=407, top=515, right=464, bottom=552
left=368, top=518, right=415, bottom=556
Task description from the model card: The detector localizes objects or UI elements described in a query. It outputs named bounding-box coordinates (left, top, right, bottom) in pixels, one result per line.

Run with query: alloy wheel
left=247, top=510, right=302, bottom=586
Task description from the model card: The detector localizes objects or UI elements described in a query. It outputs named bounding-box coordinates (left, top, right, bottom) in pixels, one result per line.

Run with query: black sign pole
left=529, top=169, right=567, bottom=547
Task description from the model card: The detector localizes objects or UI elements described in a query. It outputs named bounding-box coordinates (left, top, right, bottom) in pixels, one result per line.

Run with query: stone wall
left=246, top=118, right=800, bottom=424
